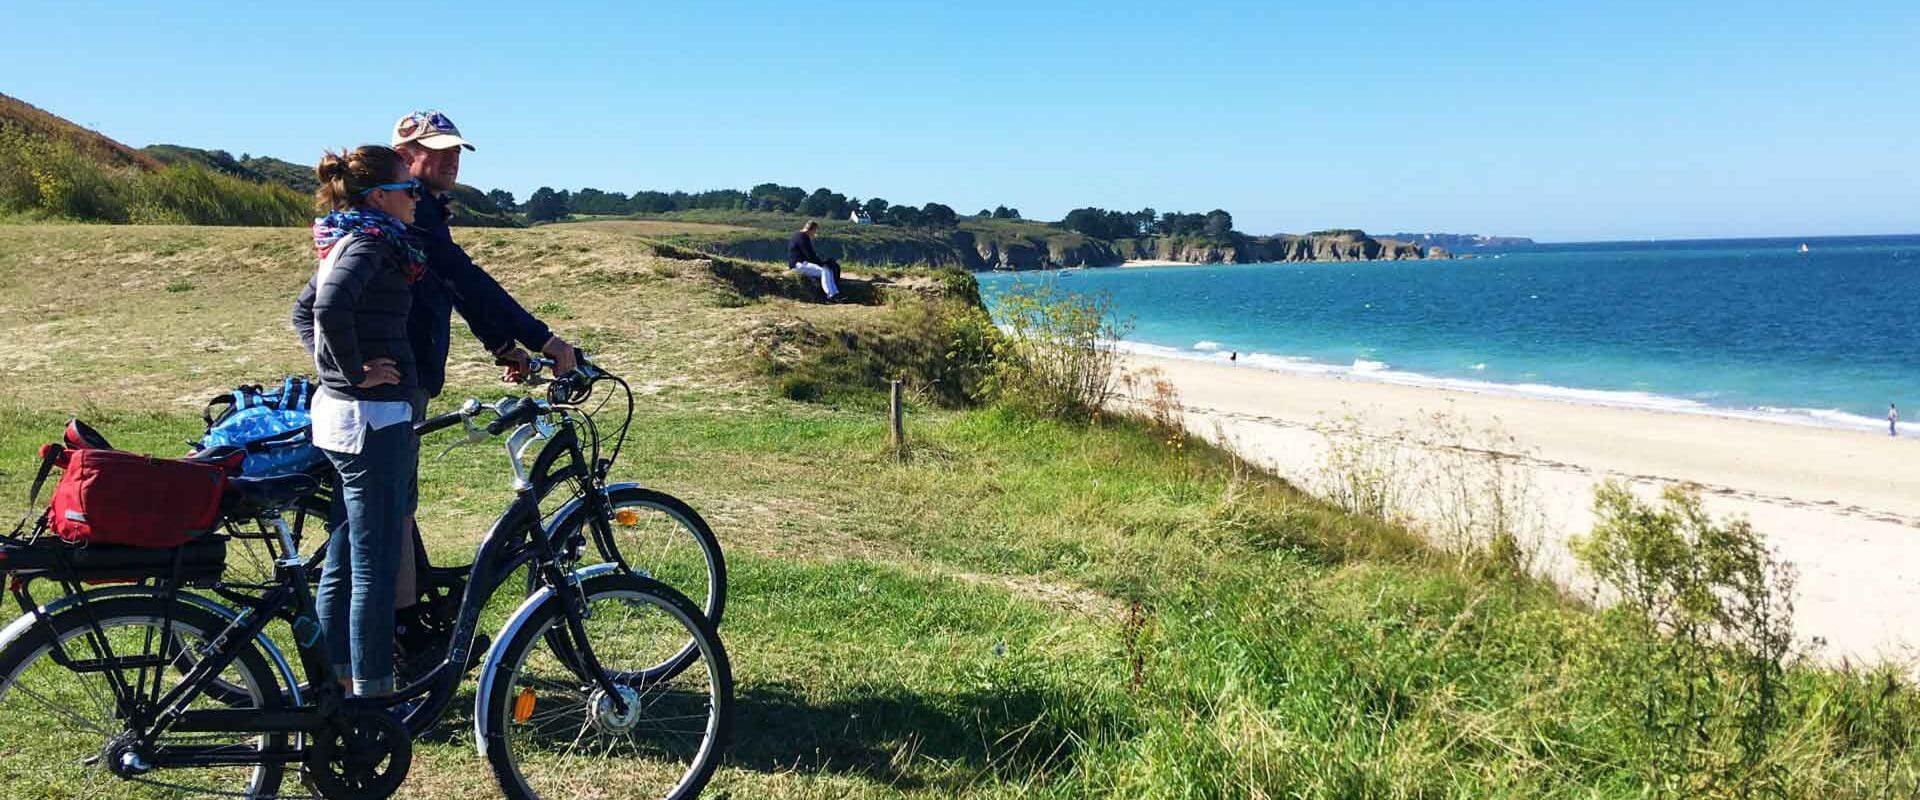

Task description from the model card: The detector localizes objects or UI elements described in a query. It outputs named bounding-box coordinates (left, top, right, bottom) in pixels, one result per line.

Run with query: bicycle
left=0, top=373, right=734, bottom=799
left=291, top=352, right=728, bottom=689
left=486, top=351, right=728, bottom=664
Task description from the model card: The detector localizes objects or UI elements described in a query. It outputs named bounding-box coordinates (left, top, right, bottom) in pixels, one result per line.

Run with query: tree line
left=494, top=181, right=1025, bottom=228
left=489, top=181, right=1238, bottom=242
left=1059, top=207, right=1236, bottom=240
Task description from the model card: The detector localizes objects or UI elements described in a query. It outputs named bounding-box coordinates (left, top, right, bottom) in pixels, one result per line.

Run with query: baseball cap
left=391, top=110, right=475, bottom=151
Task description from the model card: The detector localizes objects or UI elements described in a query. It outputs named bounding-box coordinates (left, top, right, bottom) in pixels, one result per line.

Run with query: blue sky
left=6, top=0, right=1917, bottom=241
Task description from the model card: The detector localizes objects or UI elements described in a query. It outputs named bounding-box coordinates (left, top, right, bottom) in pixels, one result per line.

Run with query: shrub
left=753, top=298, right=1000, bottom=408
left=1417, top=412, right=1543, bottom=576
left=128, top=163, right=306, bottom=226
left=1119, top=366, right=1186, bottom=444
left=985, top=281, right=1128, bottom=421
left=1311, top=413, right=1415, bottom=524
left=0, top=122, right=130, bottom=221
left=1576, top=481, right=1799, bottom=794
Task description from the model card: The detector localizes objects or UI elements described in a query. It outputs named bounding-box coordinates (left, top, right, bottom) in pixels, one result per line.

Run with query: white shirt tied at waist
left=310, top=393, right=411, bottom=455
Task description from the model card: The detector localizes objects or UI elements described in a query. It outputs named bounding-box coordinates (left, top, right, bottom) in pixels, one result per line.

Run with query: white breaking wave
left=1192, top=341, right=1222, bottom=352
left=1114, top=339, right=1894, bottom=434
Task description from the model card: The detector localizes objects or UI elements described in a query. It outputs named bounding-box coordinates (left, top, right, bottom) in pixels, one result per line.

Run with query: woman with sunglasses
left=294, top=145, right=425, bottom=700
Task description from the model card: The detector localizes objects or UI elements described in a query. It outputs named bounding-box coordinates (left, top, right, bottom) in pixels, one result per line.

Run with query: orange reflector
left=613, top=509, right=641, bottom=526
left=513, top=689, right=536, bottom=723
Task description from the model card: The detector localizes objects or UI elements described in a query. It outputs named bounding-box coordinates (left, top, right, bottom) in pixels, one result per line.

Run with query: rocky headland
left=1108, top=230, right=1449, bottom=266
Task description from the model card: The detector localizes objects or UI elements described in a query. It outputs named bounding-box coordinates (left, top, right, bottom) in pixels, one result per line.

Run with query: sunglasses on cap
left=397, top=111, right=457, bottom=136
left=360, top=178, right=422, bottom=199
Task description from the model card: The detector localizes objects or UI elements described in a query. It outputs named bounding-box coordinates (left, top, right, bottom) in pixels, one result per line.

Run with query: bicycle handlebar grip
left=415, top=411, right=466, bottom=436
left=486, top=397, right=531, bottom=436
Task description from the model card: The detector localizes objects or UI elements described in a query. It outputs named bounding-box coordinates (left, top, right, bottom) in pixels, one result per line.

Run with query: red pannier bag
left=39, top=443, right=228, bottom=548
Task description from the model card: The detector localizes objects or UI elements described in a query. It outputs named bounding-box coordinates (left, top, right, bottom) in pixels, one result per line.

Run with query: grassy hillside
left=144, top=143, right=521, bottom=228
left=563, top=209, right=1119, bottom=270
left=0, top=93, right=156, bottom=169
left=143, top=144, right=317, bottom=192
left=1, top=96, right=307, bottom=226
left=0, top=225, right=1913, bottom=798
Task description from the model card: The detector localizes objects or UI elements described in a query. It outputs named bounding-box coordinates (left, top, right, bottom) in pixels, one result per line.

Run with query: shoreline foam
left=1118, top=259, right=1199, bottom=268
left=1114, top=339, right=1899, bottom=436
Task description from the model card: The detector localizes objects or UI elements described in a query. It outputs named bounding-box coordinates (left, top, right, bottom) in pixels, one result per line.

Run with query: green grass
left=0, top=223, right=1912, bottom=798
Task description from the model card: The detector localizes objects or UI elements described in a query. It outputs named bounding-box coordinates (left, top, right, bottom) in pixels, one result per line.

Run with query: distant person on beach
left=788, top=221, right=844, bottom=301
left=1230, top=351, right=1238, bottom=363
left=1892, top=403, right=1900, bottom=437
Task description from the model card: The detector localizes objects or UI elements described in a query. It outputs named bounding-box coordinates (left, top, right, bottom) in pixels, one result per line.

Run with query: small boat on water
left=1799, top=243, right=1810, bottom=253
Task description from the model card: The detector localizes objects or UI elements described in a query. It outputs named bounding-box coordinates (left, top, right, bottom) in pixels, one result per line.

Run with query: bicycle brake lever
left=435, top=415, right=490, bottom=460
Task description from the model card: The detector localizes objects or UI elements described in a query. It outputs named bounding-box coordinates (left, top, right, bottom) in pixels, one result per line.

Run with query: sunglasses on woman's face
left=360, top=178, right=422, bottom=199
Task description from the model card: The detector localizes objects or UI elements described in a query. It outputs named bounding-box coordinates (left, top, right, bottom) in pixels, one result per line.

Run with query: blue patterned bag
left=196, top=378, right=326, bottom=479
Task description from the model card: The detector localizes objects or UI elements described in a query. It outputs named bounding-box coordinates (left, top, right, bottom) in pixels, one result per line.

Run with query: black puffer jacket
left=292, top=234, right=416, bottom=402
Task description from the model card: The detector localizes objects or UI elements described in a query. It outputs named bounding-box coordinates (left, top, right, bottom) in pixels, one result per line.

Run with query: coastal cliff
left=951, top=228, right=1119, bottom=270
left=1113, top=230, right=1448, bottom=264
left=1388, top=232, right=1534, bottom=250
left=628, top=213, right=1451, bottom=271
left=662, top=219, right=1123, bottom=271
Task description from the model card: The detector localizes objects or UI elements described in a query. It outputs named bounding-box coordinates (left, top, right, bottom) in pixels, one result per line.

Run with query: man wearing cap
left=385, top=110, right=575, bottom=669
left=389, top=109, right=577, bottom=388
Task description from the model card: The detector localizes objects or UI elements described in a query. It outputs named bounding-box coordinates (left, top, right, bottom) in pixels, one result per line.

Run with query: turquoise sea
left=976, top=235, right=1920, bottom=433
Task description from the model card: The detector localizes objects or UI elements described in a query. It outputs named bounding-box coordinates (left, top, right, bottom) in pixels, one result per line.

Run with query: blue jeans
left=317, top=421, right=415, bottom=697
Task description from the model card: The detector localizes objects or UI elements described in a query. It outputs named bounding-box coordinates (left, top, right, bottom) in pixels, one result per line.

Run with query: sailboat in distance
left=1799, top=243, right=1810, bottom=253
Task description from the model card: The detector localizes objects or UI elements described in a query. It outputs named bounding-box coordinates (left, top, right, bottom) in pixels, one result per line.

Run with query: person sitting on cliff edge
left=788, top=220, right=845, bottom=301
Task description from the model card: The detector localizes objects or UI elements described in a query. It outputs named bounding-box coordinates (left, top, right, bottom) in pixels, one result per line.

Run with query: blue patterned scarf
left=312, top=208, right=427, bottom=282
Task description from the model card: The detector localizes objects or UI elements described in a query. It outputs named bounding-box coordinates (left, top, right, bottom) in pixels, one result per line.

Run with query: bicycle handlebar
left=415, top=410, right=467, bottom=437
left=413, top=350, right=612, bottom=445
left=485, top=397, right=541, bottom=436
left=513, top=355, right=557, bottom=386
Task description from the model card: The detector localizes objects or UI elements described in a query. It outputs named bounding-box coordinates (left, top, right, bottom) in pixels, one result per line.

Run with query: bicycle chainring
left=304, top=707, right=411, bottom=800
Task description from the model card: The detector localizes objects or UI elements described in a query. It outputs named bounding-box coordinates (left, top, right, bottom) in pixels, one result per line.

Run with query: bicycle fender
left=471, top=562, right=623, bottom=756
left=0, top=585, right=304, bottom=706
left=539, top=482, right=646, bottom=539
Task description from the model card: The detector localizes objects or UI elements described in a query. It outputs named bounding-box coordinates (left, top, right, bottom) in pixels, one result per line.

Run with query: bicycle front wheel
left=0, top=594, right=287, bottom=798
left=478, top=572, right=731, bottom=800
left=549, top=487, right=726, bottom=682
left=560, top=486, right=726, bottom=630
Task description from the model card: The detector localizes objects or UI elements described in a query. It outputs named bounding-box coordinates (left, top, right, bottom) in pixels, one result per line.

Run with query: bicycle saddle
left=223, top=473, right=324, bottom=515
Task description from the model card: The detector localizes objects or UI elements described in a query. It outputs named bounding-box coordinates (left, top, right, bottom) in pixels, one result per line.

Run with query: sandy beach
left=1118, top=259, right=1199, bottom=268
left=1120, top=353, right=1920, bottom=669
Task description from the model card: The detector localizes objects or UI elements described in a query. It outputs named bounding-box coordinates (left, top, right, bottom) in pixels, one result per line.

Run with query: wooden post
left=889, top=380, right=906, bottom=462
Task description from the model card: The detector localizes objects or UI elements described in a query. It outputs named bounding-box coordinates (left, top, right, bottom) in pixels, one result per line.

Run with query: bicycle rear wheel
left=0, top=594, right=287, bottom=798
left=478, top=572, right=731, bottom=800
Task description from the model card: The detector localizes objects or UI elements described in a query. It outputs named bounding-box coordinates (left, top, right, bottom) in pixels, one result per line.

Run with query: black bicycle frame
left=383, top=414, right=634, bottom=725
left=20, top=412, right=633, bottom=771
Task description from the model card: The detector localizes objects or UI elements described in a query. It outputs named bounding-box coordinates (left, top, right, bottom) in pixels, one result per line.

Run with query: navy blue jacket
left=788, top=231, right=824, bottom=267
left=407, top=191, right=551, bottom=396
left=294, top=192, right=552, bottom=398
